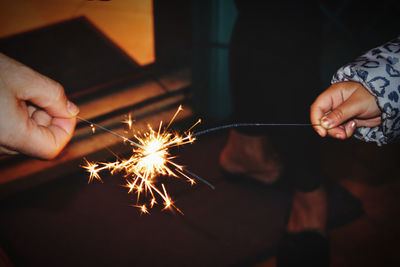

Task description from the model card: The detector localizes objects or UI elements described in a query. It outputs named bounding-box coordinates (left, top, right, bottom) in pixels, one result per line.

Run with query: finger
left=326, top=125, right=347, bottom=140
left=320, top=93, right=365, bottom=130
left=14, top=67, right=79, bottom=118
left=51, top=117, right=76, bottom=138
left=27, top=105, right=37, bottom=117
left=31, top=109, right=52, bottom=127
left=20, top=117, right=76, bottom=159
left=0, top=146, right=19, bottom=156
left=310, top=93, right=333, bottom=137
left=354, top=117, right=382, bottom=128
left=344, top=120, right=357, bottom=138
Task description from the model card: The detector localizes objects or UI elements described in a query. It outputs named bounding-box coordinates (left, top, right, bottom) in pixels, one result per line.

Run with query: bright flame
left=82, top=105, right=199, bottom=214
left=122, top=113, right=133, bottom=130
left=82, top=159, right=102, bottom=183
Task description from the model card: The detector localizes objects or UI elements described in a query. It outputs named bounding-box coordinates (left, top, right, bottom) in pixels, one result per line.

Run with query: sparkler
left=79, top=106, right=320, bottom=214
left=79, top=106, right=204, bottom=214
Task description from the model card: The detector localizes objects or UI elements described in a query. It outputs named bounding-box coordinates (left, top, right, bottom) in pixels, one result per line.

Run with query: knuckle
left=331, top=108, right=344, bottom=122
left=41, top=77, right=65, bottom=107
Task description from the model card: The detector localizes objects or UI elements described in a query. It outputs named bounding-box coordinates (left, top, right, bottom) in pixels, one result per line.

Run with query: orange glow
left=0, top=0, right=155, bottom=66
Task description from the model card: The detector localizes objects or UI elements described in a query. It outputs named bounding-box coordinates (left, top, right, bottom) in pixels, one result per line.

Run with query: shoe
left=276, top=230, right=330, bottom=267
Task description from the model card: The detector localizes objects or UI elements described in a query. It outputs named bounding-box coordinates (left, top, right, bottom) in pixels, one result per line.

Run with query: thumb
left=320, top=94, right=363, bottom=130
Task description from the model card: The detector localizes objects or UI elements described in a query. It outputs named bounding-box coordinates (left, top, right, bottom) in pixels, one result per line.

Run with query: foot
left=219, top=130, right=282, bottom=184
left=287, top=187, right=327, bottom=234
left=277, top=187, right=329, bottom=267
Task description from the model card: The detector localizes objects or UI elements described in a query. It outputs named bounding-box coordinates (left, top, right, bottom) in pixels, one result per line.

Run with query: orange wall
left=0, top=0, right=155, bottom=66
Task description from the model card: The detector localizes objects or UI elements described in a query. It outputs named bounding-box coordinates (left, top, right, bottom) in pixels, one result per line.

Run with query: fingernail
left=67, top=100, right=79, bottom=116
left=350, top=121, right=356, bottom=128
left=335, top=134, right=343, bottom=139
left=321, top=117, right=331, bottom=129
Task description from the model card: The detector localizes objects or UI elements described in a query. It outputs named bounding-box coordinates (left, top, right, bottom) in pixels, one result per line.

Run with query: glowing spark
left=82, top=158, right=103, bottom=183
left=167, top=104, right=183, bottom=129
left=82, top=106, right=200, bottom=214
left=90, top=124, right=95, bottom=134
left=133, top=204, right=150, bottom=215
left=186, top=118, right=202, bottom=133
left=122, top=114, right=133, bottom=130
left=141, top=205, right=149, bottom=214
left=124, top=180, right=136, bottom=194
left=150, top=198, right=157, bottom=208
left=176, top=169, right=196, bottom=186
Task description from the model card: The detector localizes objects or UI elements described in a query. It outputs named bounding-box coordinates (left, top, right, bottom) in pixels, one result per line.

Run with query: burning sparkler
left=81, top=105, right=202, bottom=214
left=80, top=104, right=319, bottom=214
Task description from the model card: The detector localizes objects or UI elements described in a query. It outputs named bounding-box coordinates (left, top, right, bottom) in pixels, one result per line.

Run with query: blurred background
left=0, top=0, right=399, bottom=266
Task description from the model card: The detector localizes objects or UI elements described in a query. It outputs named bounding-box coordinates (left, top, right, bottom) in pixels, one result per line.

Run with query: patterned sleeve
left=331, top=35, right=400, bottom=146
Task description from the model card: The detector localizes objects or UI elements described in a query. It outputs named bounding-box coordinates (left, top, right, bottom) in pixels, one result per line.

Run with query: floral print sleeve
left=332, top=35, right=400, bottom=146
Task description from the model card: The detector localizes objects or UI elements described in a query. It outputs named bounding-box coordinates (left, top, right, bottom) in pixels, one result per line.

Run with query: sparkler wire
left=182, top=168, right=216, bottom=190
left=78, top=117, right=320, bottom=194
left=77, top=116, right=144, bottom=149
left=192, top=123, right=321, bottom=138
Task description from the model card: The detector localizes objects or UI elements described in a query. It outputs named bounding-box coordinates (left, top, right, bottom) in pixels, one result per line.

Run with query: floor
left=1, top=125, right=399, bottom=266
left=257, top=139, right=400, bottom=267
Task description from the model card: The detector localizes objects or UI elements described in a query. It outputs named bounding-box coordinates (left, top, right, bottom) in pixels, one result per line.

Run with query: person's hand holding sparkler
left=0, top=53, right=79, bottom=159
left=310, top=81, right=381, bottom=139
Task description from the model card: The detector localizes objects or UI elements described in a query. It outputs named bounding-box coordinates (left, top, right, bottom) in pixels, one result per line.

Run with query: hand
left=0, top=53, right=79, bottom=159
left=310, top=81, right=381, bottom=139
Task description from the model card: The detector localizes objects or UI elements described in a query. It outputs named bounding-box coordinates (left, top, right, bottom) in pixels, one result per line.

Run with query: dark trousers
left=230, top=1, right=324, bottom=192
